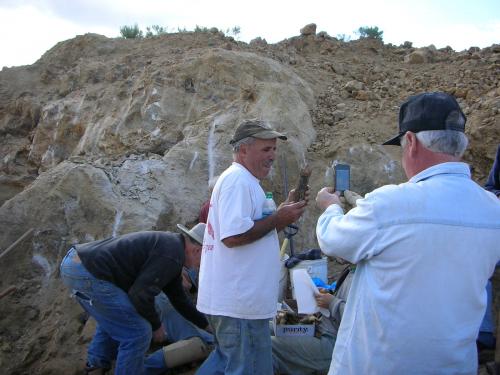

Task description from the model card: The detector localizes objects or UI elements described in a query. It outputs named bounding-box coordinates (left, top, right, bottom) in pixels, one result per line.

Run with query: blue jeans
left=144, top=293, right=214, bottom=374
left=60, top=248, right=152, bottom=375
left=271, top=333, right=335, bottom=374
left=197, top=315, right=273, bottom=375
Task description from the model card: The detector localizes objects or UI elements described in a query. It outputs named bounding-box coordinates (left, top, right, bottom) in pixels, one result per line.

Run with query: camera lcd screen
left=335, top=167, right=350, bottom=192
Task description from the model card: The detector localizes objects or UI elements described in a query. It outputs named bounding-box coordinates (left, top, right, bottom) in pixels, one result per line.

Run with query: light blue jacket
left=317, top=162, right=500, bottom=375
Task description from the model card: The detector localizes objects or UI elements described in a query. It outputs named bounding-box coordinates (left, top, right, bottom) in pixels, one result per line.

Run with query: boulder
left=300, top=23, right=317, bottom=36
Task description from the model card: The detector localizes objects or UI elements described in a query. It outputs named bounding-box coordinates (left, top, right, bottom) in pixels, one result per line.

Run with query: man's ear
left=239, top=142, right=248, bottom=156
left=406, top=132, right=419, bottom=156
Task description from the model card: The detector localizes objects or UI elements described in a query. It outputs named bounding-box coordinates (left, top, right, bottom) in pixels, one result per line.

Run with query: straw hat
left=177, top=223, right=206, bottom=245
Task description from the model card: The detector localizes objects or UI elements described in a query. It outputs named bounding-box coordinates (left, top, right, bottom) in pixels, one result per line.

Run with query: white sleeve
left=218, top=180, right=255, bottom=241
left=316, top=196, right=381, bottom=263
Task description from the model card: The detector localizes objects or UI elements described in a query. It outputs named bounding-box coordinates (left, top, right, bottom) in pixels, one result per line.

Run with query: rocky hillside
left=0, top=24, right=498, bottom=374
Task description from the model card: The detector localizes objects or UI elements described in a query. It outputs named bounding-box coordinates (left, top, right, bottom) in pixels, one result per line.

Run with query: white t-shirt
left=197, top=162, right=281, bottom=319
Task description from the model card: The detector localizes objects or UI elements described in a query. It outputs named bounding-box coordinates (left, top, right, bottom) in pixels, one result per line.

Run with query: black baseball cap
left=383, top=92, right=467, bottom=146
left=230, top=120, right=287, bottom=145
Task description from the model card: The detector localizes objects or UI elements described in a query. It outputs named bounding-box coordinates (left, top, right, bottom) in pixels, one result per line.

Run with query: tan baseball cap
left=229, top=120, right=287, bottom=145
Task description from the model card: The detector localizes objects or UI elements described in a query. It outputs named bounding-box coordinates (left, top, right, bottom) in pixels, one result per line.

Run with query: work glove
left=339, top=190, right=363, bottom=211
left=344, top=190, right=362, bottom=207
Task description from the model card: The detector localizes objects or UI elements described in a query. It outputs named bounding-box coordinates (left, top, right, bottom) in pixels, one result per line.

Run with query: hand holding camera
left=316, top=187, right=341, bottom=211
left=316, top=163, right=362, bottom=211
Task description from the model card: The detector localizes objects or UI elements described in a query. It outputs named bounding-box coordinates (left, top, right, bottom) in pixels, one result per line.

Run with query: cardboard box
left=273, top=300, right=315, bottom=337
left=272, top=317, right=315, bottom=337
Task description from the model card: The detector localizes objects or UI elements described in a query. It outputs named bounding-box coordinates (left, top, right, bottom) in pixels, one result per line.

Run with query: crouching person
left=60, top=223, right=209, bottom=375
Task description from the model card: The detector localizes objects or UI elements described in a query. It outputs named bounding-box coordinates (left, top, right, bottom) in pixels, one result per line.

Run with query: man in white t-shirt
left=197, top=119, right=308, bottom=374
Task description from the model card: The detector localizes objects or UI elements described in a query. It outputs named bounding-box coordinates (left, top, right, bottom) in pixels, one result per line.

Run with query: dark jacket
left=485, top=145, right=500, bottom=197
left=75, top=231, right=208, bottom=331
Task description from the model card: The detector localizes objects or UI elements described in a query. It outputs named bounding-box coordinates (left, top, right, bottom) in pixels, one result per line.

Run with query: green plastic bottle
left=262, top=192, right=277, bottom=218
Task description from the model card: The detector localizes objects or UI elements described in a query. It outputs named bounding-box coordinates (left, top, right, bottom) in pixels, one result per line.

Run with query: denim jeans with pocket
left=196, top=315, right=273, bottom=375
left=60, top=248, right=152, bottom=374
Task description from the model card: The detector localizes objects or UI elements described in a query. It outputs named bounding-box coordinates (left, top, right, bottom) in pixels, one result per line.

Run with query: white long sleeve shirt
left=316, top=162, right=500, bottom=375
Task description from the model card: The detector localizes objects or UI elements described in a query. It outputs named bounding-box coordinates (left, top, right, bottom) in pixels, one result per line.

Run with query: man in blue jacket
left=478, top=144, right=500, bottom=352
left=60, top=223, right=208, bottom=375
left=485, top=145, right=500, bottom=197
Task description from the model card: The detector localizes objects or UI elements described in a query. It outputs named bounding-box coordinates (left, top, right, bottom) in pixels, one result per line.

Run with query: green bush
left=120, top=24, right=143, bottom=39
left=336, top=33, right=351, bottom=42
left=357, top=26, right=383, bottom=41
left=194, top=25, right=209, bottom=33
left=119, top=23, right=241, bottom=39
left=226, top=26, right=241, bottom=39
left=145, top=25, right=168, bottom=38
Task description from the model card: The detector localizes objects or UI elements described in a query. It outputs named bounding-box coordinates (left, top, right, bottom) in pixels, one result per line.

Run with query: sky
left=0, top=0, right=499, bottom=68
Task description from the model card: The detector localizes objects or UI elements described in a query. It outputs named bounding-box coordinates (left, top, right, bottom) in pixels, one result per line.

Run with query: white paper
left=291, top=269, right=330, bottom=317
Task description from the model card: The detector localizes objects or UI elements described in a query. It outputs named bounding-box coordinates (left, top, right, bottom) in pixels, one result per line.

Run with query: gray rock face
left=0, top=48, right=321, bottom=288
